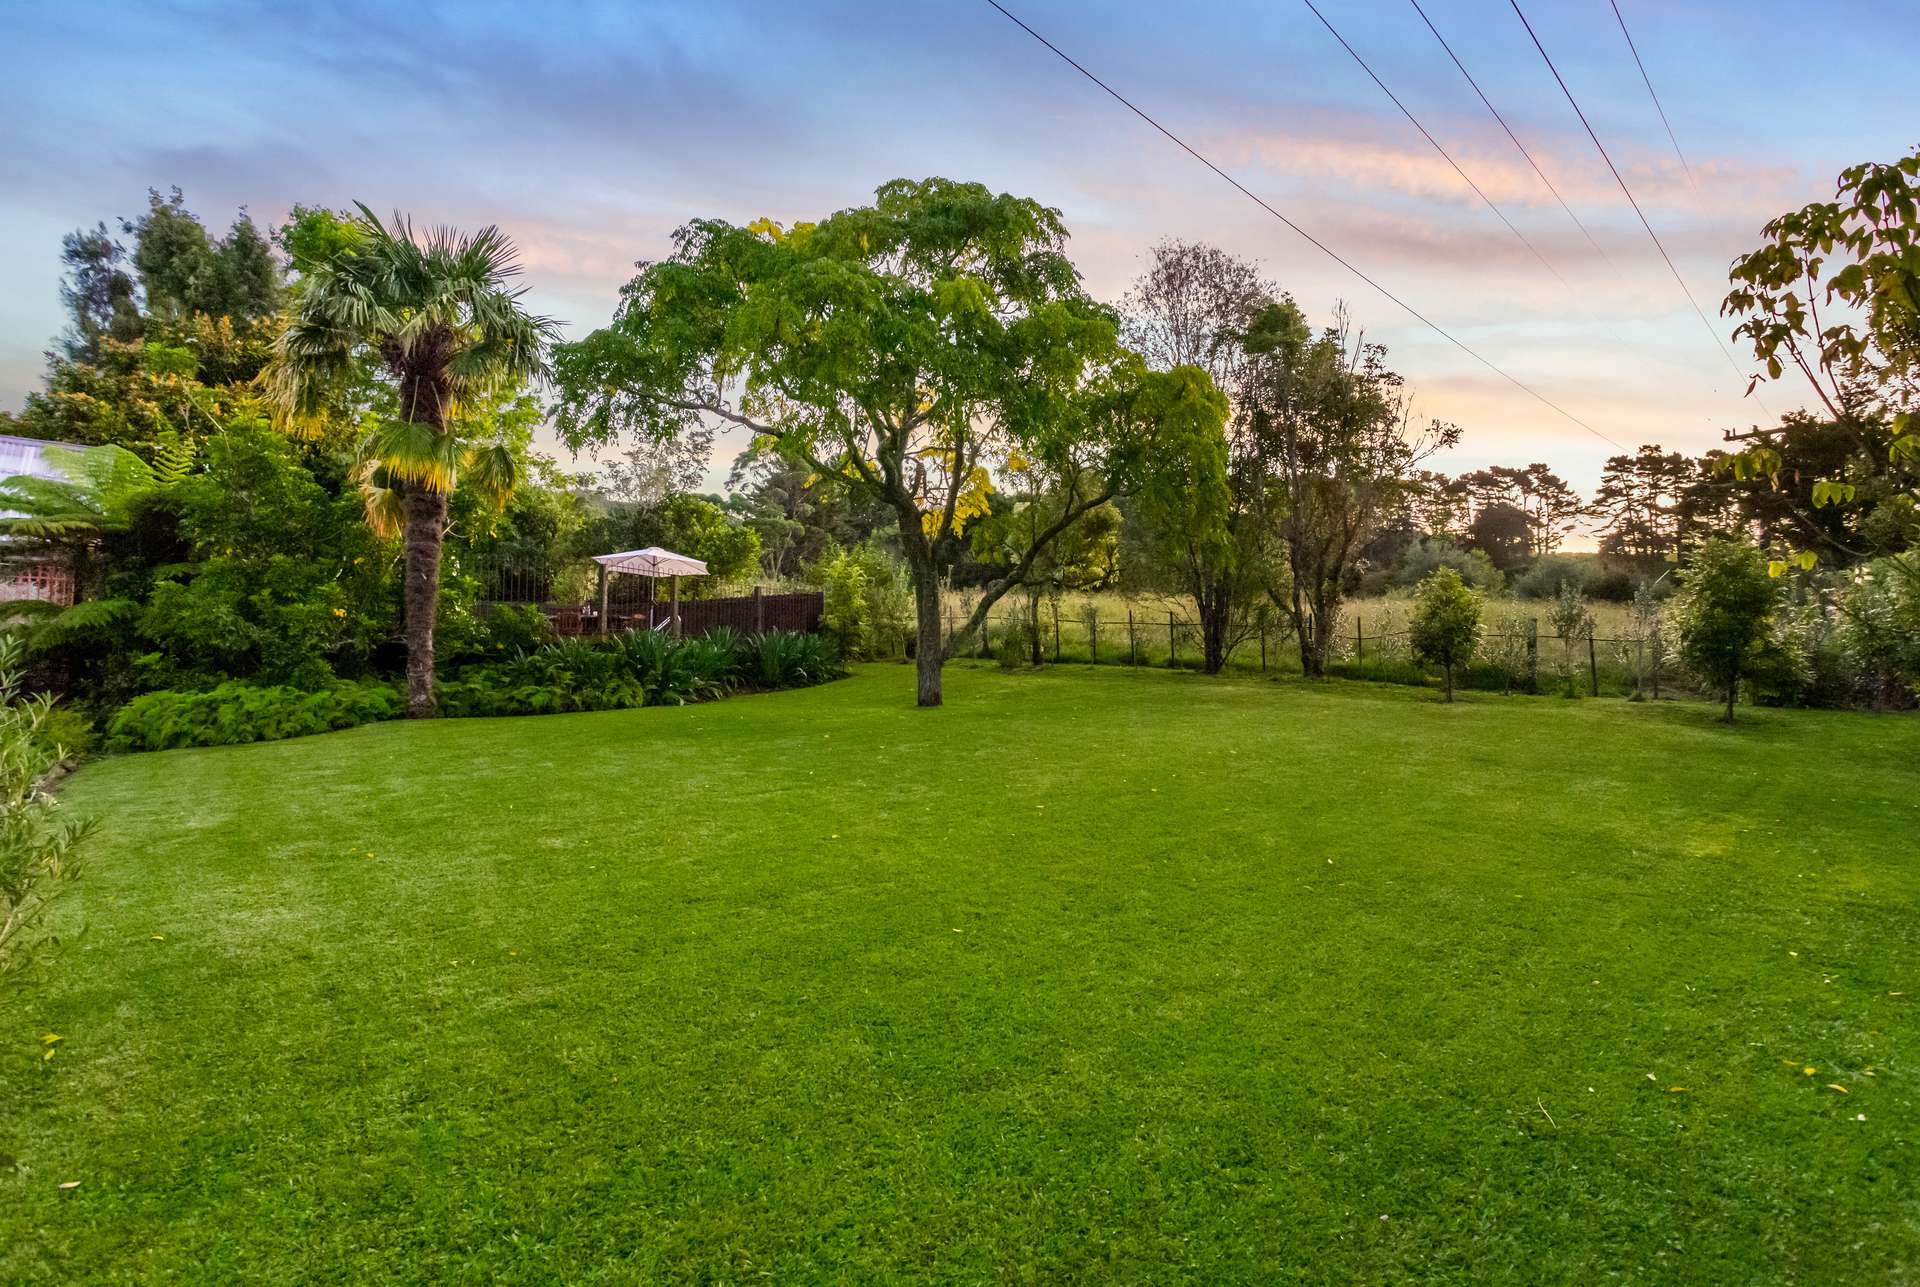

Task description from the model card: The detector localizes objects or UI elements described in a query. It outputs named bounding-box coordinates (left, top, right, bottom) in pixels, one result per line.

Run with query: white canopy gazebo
left=591, top=546, right=709, bottom=636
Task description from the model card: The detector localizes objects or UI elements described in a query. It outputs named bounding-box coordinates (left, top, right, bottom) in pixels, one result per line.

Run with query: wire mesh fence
left=941, top=601, right=1676, bottom=700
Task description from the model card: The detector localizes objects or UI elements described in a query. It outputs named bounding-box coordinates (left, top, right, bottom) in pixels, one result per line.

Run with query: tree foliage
left=1409, top=566, right=1481, bottom=701
left=552, top=178, right=1229, bottom=706
left=1244, top=302, right=1458, bottom=676
left=1723, top=147, right=1918, bottom=577
left=1675, top=537, right=1781, bottom=722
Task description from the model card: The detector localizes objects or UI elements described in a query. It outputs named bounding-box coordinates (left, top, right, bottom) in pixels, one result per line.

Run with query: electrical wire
left=1507, top=0, right=1762, bottom=409
left=1406, top=0, right=1609, bottom=264
left=1301, top=0, right=1571, bottom=293
left=980, top=0, right=1626, bottom=450
left=1608, top=0, right=1695, bottom=188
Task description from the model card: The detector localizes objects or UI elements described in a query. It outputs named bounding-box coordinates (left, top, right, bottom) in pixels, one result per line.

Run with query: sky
left=3, top=0, right=1915, bottom=506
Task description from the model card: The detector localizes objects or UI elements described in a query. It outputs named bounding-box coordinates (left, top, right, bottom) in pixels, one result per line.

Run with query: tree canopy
left=552, top=177, right=1229, bottom=705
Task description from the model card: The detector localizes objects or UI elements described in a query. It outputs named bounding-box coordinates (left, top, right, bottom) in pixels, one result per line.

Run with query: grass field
left=5, top=663, right=1917, bottom=1282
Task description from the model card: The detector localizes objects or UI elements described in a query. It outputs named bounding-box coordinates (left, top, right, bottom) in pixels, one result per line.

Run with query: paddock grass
left=942, top=590, right=1647, bottom=694
left=5, top=663, right=1917, bottom=1282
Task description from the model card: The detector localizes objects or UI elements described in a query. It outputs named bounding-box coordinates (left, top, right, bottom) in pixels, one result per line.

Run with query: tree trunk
left=1443, top=663, right=1454, bottom=702
left=904, top=557, right=944, bottom=708
left=1298, top=589, right=1334, bottom=679
left=1197, top=573, right=1231, bottom=676
left=1725, top=677, right=1737, bottom=724
left=1028, top=591, right=1042, bottom=667
left=402, top=487, right=449, bottom=718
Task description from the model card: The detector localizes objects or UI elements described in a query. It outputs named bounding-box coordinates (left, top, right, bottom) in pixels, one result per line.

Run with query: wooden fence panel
left=526, top=590, right=824, bottom=638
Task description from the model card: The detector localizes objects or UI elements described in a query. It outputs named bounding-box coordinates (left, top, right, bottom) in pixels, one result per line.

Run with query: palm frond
left=462, top=442, right=519, bottom=512
left=351, top=459, right=409, bottom=540
left=268, top=201, right=562, bottom=432
left=362, top=419, right=459, bottom=493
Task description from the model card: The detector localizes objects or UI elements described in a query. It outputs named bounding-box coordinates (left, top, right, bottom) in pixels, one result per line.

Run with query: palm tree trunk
left=403, top=487, right=448, bottom=718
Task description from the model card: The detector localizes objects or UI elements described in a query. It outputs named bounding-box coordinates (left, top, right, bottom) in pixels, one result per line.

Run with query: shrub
left=35, top=706, right=97, bottom=762
left=743, top=630, right=844, bottom=688
left=851, top=543, right=913, bottom=657
left=1390, top=538, right=1505, bottom=594
left=675, top=634, right=741, bottom=701
left=1673, top=536, right=1780, bottom=722
left=819, top=542, right=912, bottom=659
left=0, top=636, right=98, bottom=986
left=105, top=679, right=402, bottom=752
left=1834, top=555, right=1920, bottom=708
left=1409, top=566, right=1482, bottom=701
left=436, top=657, right=645, bottom=718
left=1546, top=580, right=1595, bottom=697
left=821, top=551, right=871, bottom=657
left=1513, top=555, right=1594, bottom=600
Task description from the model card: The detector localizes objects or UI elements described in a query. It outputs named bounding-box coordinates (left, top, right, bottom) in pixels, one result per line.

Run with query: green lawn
left=5, top=663, right=1917, bottom=1282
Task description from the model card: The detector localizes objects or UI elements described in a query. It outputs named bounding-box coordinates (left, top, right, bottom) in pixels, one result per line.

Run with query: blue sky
left=3, top=0, right=1914, bottom=495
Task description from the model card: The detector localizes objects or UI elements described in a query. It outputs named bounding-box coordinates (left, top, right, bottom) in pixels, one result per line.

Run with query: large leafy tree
left=1122, top=240, right=1273, bottom=673
left=1723, top=147, right=1919, bottom=575
left=551, top=178, right=1228, bottom=706
left=1458, top=463, right=1582, bottom=556
left=126, top=187, right=282, bottom=325
left=55, top=223, right=141, bottom=364
left=267, top=206, right=557, bottom=716
left=1591, top=444, right=1693, bottom=561
left=1241, top=301, right=1457, bottom=676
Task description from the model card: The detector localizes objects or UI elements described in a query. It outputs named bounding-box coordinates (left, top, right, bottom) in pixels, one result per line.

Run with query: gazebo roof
left=592, top=546, right=709, bottom=578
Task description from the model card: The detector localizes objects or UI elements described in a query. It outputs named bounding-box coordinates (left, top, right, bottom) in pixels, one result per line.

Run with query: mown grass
left=4, top=663, right=1917, bottom=1282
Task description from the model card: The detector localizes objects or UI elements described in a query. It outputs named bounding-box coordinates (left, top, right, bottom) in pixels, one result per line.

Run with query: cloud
left=1209, top=106, right=1800, bottom=221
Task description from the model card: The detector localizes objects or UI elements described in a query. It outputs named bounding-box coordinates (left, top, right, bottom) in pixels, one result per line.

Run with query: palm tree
left=268, top=206, right=556, bottom=716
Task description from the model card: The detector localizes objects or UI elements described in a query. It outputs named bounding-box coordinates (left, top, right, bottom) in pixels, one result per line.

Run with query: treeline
left=3, top=145, right=1915, bottom=724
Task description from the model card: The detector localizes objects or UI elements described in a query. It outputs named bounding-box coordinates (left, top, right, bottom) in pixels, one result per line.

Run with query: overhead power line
left=979, top=0, right=1625, bottom=451
left=1405, top=0, right=1610, bottom=265
left=1300, top=0, right=1572, bottom=294
left=1608, top=0, right=1695, bottom=189
left=1507, top=0, right=1761, bottom=409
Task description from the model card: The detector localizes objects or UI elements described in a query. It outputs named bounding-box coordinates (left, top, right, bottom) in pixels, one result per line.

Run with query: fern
left=150, top=435, right=197, bottom=487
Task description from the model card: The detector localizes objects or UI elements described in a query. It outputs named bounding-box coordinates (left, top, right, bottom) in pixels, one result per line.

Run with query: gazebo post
left=670, top=575, right=681, bottom=638
left=596, top=564, right=609, bottom=637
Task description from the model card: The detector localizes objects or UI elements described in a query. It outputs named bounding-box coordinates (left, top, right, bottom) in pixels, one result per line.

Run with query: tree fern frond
left=25, top=598, right=139, bottom=650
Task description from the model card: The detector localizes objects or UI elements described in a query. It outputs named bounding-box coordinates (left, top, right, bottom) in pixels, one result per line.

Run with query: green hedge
left=106, top=680, right=404, bottom=753
left=104, top=630, right=847, bottom=752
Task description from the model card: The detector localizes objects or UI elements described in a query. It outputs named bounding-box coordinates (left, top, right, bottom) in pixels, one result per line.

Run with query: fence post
left=1588, top=629, right=1599, bottom=697
left=1090, top=615, right=1098, bottom=662
left=753, top=586, right=765, bottom=633
left=1128, top=609, right=1137, bottom=665
left=1356, top=616, right=1364, bottom=666
left=596, top=564, right=610, bottom=637
left=1526, top=617, right=1538, bottom=692
left=1168, top=610, right=1176, bottom=667
left=1053, top=610, right=1061, bottom=663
